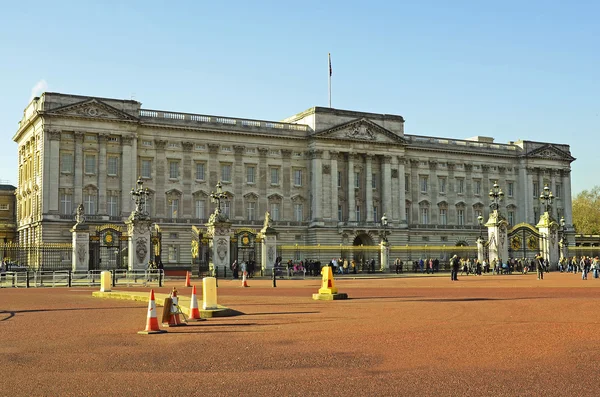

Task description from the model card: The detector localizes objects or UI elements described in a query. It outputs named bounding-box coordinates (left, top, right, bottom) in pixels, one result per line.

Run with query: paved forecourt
left=2, top=273, right=600, bottom=396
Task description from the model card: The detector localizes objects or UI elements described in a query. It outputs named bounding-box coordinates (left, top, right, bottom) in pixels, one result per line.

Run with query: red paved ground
left=2, top=273, right=600, bottom=396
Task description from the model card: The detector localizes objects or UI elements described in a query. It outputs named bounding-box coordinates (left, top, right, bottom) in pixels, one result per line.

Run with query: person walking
left=580, top=256, right=588, bottom=280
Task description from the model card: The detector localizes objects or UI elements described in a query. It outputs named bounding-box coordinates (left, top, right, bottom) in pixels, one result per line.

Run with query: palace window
left=270, top=203, right=280, bottom=221
left=294, top=203, right=303, bottom=222
left=555, top=184, right=562, bottom=198
left=508, top=211, right=514, bottom=226
left=439, top=209, right=447, bottom=225
left=141, top=160, right=152, bottom=179
left=84, top=154, right=96, bottom=175
left=270, top=167, right=280, bottom=185
left=457, top=209, right=465, bottom=226
left=355, top=172, right=360, bottom=189
left=195, top=163, right=205, bottom=181
left=60, top=153, right=73, bottom=174
left=247, top=202, right=256, bottom=221
left=169, top=161, right=179, bottom=179
left=405, top=175, right=410, bottom=192
left=223, top=201, right=231, bottom=218
left=195, top=199, right=205, bottom=219
left=107, top=156, right=119, bottom=176
left=439, top=177, right=446, bottom=194
left=373, top=206, right=378, bottom=223
left=338, top=205, right=343, bottom=222
left=420, top=176, right=428, bottom=193
left=355, top=205, right=361, bottom=222
left=144, top=197, right=153, bottom=216
left=474, top=180, right=481, bottom=195
left=169, top=199, right=179, bottom=219
left=420, top=208, right=429, bottom=225
left=107, top=195, right=119, bottom=217
left=372, top=174, right=377, bottom=189
left=294, top=169, right=303, bottom=187
left=247, top=166, right=255, bottom=184
left=533, top=182, right=539, bottom=198
left=405, top=207, right=410, bottom=224
left=457, top=178, right=464, bottom=194
left=508, top=182, right=514, bottom=197
left=60, top=194, right=72, bottom=215
left=337, top=171, right=342, bottom=188
left=221, top=164, right=232, bottom=182
left=84, top=192, right=97, bottom=215
left=474, top=209, right=483, bottom=222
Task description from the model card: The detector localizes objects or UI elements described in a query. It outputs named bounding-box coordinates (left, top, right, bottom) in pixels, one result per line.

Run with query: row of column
left=45, top=130, right=137, bottom=216
left=310, top=150, right=406, bottom=225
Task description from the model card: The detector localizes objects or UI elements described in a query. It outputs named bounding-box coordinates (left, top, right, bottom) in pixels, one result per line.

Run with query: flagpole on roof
left=328, top=53, right=332, bottom=108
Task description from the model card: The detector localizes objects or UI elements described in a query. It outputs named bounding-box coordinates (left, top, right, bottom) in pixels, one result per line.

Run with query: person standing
left=451, top=255, right=459, bottom=281
left=231, top=259, right=239, bottom=279
left=536, top=254, right=544, bottom=280
left=580, top=256, right=588, bottom=280
left=592, top=257, right=600, bottom=279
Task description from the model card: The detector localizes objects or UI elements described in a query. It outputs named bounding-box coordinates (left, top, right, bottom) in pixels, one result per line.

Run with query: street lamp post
left=210, top=181, right=228, bottom=218
left=381, top=213, right=389, bottom=243
left=539, top=184, right=554, bottom=214
left=130, top=176, right=150, bottom=218
left=559, top=216, right=567, bottom=260
left=488, top=181, right=504, bottom=211
left=477, top=215, right=484, bottom=239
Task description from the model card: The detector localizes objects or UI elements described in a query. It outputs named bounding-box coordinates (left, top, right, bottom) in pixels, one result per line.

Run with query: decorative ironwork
left=130, top=176, right=151, bottom=220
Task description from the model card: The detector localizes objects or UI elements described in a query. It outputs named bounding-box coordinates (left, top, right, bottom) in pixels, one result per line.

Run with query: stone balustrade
left=140, top=109, right=309, bottom=132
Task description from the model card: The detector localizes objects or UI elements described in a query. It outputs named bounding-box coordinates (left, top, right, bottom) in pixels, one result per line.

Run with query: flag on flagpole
left=329, top=53, right=332, bottom=76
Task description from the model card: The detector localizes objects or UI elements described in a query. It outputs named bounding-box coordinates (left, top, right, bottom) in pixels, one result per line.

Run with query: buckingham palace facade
left=13, top=92, right=575, bottom=266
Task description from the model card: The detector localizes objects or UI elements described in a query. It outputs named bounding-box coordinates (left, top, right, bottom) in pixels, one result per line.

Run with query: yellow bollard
left=100, top=271, right=111, bottom=292
left=202, top=277, right=218, bottom=310
left=312, top=266, right=348, bottom=301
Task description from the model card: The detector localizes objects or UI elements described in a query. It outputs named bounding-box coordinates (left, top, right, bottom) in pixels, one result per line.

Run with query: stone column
left=398, top=158, right=407, bottom=227
left=281, top=149, right=293, bottom=219
left=126, top=215, right=152, bottom=271
left=74, top=132, right=84, bottom=206
left=382, top=155, right=392, bottom=218
left=208, top=143, right=220, bottom=187
left=121, top=136, right=136, bottom=215
left=410, top=159, right=420, bottom=223
left=71, top=223, right=90, bottom=272
left=429, top=161, right=438, bottom=223
left=232, top=145, right=245, bottom=219
left=477, top=237, right=485, bottom=262
left=486, top=210, right=508, bottom=264
left=380, top=241, right=389, bottom=272
left=526, top=167, right=535, bottom=224
left=310, top=149, right=323, bottom=223
left=347, top=153, right=356, bottom=222
left=562, top=169, right=573, bottom=227
left=330, top=151, right=339, bottom=223
left=98, top=134, right=107, bottom=215
left=537, top=212, right=559, bottom=269
left=47, top=130, right=61, bottom=214
left=182, top=142, right=194, bottom=218
left=365, top=154, right=373, bottom=222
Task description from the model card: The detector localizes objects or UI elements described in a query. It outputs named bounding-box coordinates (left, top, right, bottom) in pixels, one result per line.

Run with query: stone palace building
left=13, top=92, right=575, bottom=268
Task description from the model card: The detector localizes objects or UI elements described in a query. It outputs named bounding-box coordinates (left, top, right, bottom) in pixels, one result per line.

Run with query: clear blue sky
left=1, top=0, right=597, bottom=195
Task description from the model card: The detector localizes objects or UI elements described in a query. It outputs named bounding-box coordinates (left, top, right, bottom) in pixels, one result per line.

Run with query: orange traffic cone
left=184, top=271, right=191, bottom=287
left=242, top=271, right=249, bottom=287
left=138, top=290, right=167, bottom=334
left=188, top=285, right=205, bottom=321
left=163, top=287, right=187, bottom=327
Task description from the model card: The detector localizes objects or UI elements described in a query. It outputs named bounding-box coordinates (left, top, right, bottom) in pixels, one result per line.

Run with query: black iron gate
left=192, top=226, right=210, bottom=276
left=233, top=229, right=257, bottom=263
left=89, top=225, right=128, bottom=271
left=508, top=223, right=540, bottom=261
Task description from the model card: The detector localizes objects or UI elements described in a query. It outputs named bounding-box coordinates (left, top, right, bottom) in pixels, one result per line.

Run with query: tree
left=572, top=186, right=600, bottom=234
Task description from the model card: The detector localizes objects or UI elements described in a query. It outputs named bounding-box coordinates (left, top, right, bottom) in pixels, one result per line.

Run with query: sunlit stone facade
left=13, top=93, right=575, bottom=267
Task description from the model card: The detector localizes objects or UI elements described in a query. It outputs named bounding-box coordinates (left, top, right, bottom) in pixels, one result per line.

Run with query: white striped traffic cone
left=138, top=289, right=167, bottom=334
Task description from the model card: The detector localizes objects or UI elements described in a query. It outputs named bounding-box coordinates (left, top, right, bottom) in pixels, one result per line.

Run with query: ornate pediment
left=44, top=99, right=138, bottom=121
left=312, top=118, right=406, bottom=144
left=527, top=144, right=575, bottom=162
